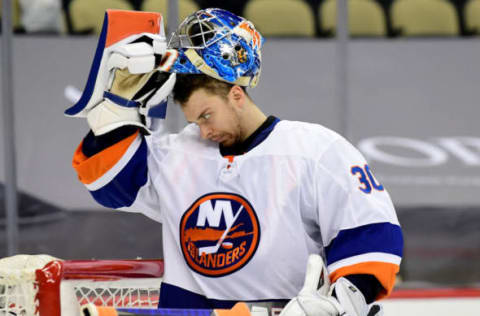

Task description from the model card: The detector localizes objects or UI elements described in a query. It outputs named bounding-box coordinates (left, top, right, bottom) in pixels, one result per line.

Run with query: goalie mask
left=168, top=8, right=264, bottom=88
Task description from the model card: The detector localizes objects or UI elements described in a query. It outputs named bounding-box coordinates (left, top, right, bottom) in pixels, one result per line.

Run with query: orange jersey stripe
left=72, top=131, right=139, bottom=185
left=330, top=261, right=400, bottom=300
left=105, top=10, right=162, bottom=48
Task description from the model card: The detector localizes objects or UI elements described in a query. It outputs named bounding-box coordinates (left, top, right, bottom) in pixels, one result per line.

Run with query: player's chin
left=219, top=136, right=236, bottom=147
left=220, top=140, right=233, bottom=147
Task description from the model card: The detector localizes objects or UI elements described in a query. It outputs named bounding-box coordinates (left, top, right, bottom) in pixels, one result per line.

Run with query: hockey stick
left=82, top=302, right=252, bottom=316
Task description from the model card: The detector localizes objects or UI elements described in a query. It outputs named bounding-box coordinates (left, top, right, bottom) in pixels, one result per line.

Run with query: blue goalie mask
left=168, top=8, right=264, bottom=88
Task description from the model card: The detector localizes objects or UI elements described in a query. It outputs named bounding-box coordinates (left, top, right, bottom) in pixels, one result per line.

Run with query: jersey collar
left=220, top=116, right=280, bottom=156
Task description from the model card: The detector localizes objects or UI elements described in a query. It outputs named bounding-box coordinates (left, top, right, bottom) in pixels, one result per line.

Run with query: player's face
left=182, top=88, right=244, bottom=147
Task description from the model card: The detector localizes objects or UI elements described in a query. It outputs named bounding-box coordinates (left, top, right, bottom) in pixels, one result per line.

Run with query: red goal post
left=0, top=255, right=164, bottom=316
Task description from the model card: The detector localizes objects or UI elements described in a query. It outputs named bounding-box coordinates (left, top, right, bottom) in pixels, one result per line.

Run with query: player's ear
left=229, top=85, right=246, bottom=108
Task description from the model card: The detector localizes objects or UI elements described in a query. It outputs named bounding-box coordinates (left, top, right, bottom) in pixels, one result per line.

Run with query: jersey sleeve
left=72, top=126, right=172, bottom=222
left=315, top=137, right=403, bottom=299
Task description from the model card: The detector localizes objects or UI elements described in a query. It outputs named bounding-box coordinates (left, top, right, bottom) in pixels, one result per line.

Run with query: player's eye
left=202, top=113, right=211, bottom=121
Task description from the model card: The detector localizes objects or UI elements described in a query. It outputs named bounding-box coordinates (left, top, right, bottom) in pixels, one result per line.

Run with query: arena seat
left=391, top=0, right=459, bottom=36
left=69, top=0, right=133, bottom=34
left=0, top=0, right=23, bottom=31
left=465, top=0, right=480, bottom=34
left=320, top=0, right=387, bottom=36
left=141, top=0, right=199, bottom=25
left=244, top=0, right=315, bottom=37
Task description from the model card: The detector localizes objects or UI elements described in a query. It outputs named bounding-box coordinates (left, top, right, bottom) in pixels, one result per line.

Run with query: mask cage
left=168, top=10, right=233, bottom=49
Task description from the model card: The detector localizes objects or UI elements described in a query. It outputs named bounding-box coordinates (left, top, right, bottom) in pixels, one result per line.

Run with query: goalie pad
left=64, top=10, right=167, bottom=118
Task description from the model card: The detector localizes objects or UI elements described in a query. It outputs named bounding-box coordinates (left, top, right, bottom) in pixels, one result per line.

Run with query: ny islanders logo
left=179, top=193, right=260, bottom=277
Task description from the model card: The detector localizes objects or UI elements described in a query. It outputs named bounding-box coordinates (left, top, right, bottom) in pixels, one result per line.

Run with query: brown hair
left=172, top=74, right=248, bottom=105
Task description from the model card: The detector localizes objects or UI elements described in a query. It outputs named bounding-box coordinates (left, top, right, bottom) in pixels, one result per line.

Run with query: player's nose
left=199, top=125, right=211, bottom=140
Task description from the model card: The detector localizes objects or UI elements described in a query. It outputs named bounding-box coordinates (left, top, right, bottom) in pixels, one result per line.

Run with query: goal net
left=0, top=255, right=163, bottom=316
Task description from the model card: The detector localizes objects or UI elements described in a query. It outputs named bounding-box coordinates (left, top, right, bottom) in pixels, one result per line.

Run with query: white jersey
left=73, top=119, right=403, bottom=302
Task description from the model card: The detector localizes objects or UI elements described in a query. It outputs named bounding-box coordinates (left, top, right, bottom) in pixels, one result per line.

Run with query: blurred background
left=0, top=0, right=479, bottom=301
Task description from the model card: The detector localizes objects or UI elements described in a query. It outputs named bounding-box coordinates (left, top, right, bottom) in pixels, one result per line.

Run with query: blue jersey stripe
left=325, top=222, right=403, bottom=265
left=90, top=138, right=148, bottom=208
left=159, top=283, right=289, bottom=309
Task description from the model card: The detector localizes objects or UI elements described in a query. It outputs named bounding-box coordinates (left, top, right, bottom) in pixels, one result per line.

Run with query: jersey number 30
left=351, top=164, right=384, bottom=194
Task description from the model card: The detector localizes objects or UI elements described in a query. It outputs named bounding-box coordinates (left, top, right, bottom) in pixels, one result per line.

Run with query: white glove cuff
left=87, top=99, right=147, bottom=136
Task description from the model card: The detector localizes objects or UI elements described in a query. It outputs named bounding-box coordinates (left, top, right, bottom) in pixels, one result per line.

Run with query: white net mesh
left=0, top=254, right=57, bottom=316
left=70, top=279, right=160, bottom=308
left=0, top=255, right=162, bottom=316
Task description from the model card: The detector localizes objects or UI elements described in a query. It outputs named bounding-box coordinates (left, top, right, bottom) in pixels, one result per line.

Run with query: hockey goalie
left=63, top=7, right=403, bottom=316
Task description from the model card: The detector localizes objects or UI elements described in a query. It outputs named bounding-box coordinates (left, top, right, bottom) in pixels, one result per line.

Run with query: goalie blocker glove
left=279, top=255, right=383, bottom=316
left=65, top=10, right=178, bottom=136
left=86, top=61, right=176, bottom=136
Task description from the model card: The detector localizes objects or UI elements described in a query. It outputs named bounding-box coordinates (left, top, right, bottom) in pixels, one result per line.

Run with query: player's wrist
left=341, top=274, right=383, bottom=305
left=81, top=126, right=140, bottom=157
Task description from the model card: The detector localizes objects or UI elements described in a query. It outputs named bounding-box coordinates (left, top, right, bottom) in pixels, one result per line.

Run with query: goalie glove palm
left=279, top=255, right=383, bottom=316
